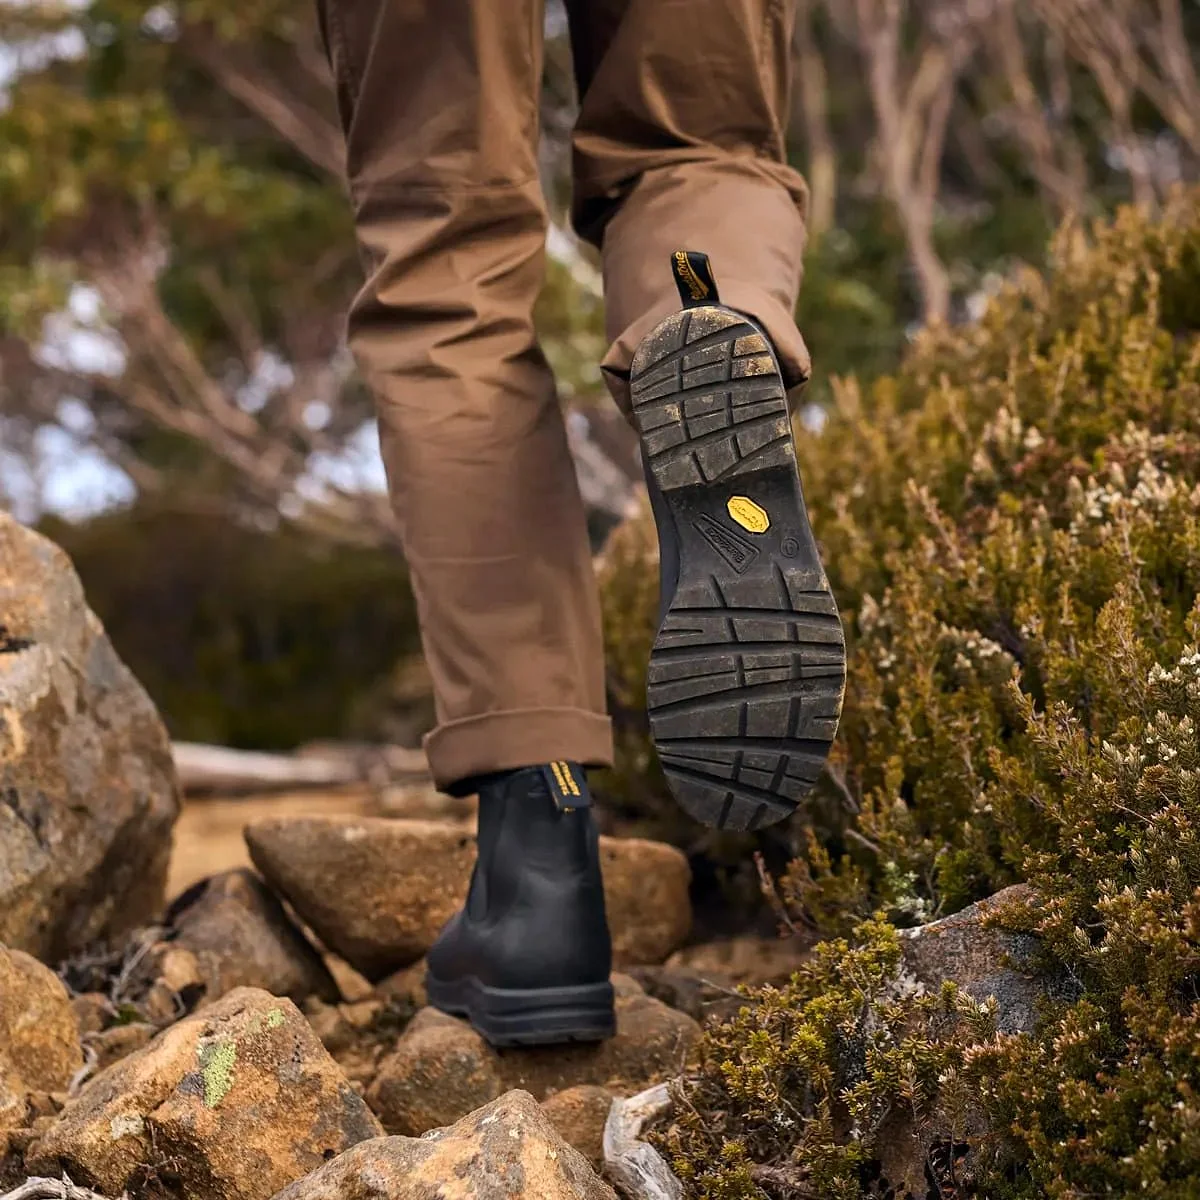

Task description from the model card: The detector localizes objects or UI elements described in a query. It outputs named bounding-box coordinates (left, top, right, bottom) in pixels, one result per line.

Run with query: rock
left=28, top=987, right=382, bottom=1200
left=245, top=817, right=692, bottom=980
left=377, top=959, right=428, bottom=1009
left=323, top=955, right=374, bottom=1003
left=365, top=1007, right=505, bottom=1135
left=90, top=1023, right=155, bottom=1074
left=271, top=1089, right=615, bottom=1200
left=303, top=996, right=415, bottom=1090
left=666, top=933, right=811, bottom=987
left=162, top=869, right=340, bottom=1007
left=897, top=884, right=1062, bottom=1036
left=875, top=885, right=1079, bottom=1197
left=246, top=818, right=476, bottom=979
left=367, top=982, right=700, bottom=1135
left=541, top=1085, right=614, bottom=1169
left=0, top=945, right=82, bottom=1131
left=139, top=945, right=207, bottom=1025
left=70, top=994, right=112, bottom=1037
left=0, top=515, right=180, bottom=962
left=627, top=965, right=743, bottom=1024
left=610, top=971, right=646, bottom=999
left=599, top=838, right=691, bottom=966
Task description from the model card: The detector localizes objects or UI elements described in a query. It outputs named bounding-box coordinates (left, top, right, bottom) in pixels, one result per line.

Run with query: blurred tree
left=40, top=502, right=425, bottom=747
left=0, top=0, right=633, bottom=541
left=0, top=0, right=1196, bottom=533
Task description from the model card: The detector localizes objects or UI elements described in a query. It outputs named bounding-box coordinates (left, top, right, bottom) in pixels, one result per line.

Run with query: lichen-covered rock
left=160, top=869, right=340, bottom=1007
left=897, top=883, right=1062, bottom=1036
left=0, top=944, right=82, bottom=1132
left=271, top=1089, right=615, bottom=1200
left=0, top=514, right=179, bottom=961
left=245, top=817, right=691, bottom=980
left=874, top=885, right=1078, bottom=1195
left=541, top=1085, right=614, bottom=1169
left=367, top=976, right=699, bottom=1135
left=28, top=987, right=382, bottom=1200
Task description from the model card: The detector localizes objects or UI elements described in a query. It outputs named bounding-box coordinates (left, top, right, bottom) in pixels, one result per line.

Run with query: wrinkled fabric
left=318, top=0, right=810, bottom=790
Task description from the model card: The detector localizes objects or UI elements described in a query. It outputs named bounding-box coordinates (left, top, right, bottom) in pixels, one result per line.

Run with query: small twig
left=0, top=1175, right=128, bottom=1200
left=67, top=1042, right=99, bottom=1098
left=824, top=762, right=861, bottom=815
left=693, top=975, right=761, bottom=1004
left=844, top=827, right=884, bottom=856
left=109, top=927, right=165, bottom=1006
left=755, top=852, right=802, bottom=937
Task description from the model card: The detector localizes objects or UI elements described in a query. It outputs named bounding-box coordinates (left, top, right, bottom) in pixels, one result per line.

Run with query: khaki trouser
left=318, top=0, right=811, bottom=792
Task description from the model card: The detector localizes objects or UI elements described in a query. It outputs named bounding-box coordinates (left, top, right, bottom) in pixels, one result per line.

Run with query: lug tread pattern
left=630, top=308, right=793, bottom=491
left=630, top=306, right=847, bottom=833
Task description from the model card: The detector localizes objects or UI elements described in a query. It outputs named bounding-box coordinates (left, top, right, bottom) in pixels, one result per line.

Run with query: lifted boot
left=629, top=250, right=847, bottom=833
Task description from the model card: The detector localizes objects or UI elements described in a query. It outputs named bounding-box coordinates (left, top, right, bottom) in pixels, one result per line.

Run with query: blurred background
left=1, top=0, right=1198, bottom=869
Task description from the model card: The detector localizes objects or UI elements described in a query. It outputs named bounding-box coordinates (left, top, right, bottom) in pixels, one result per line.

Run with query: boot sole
left=425, top=973, right=616, bottom=1048
left=630, top=305, right=846, bottom=832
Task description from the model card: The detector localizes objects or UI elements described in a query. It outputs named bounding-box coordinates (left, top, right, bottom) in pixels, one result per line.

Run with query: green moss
left=265, top=1007, right=284, bottom=1030
left=198, top=1040, right=237, bottom=1109
left=651, top=191, right=1200, bottom=1196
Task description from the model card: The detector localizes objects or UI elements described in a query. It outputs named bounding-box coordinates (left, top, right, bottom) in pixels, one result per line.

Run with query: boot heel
left=426, top=974, right=616, bottom=1047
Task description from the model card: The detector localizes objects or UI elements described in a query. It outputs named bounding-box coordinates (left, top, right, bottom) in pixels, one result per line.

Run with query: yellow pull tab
left=541, top=761, right=589, bottom=812
left=672, top=250, right=720, bottom=308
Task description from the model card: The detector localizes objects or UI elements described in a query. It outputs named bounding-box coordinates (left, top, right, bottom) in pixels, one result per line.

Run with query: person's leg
left=319, top=0, right=615, bottom=1047
left=564, top=0, right=846, bottom=833
left=563, top=0, right=812, bottom=414
left=317, top=0, right=612, bottom=794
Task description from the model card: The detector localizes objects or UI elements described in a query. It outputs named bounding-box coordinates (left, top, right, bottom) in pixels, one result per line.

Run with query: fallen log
left=0, top=1178, right=125, bottom=1200
left=172, top=741, right=430, bottom=795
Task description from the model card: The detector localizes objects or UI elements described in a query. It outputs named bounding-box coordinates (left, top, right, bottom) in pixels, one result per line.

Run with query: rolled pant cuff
left=424, top=706, right=615, bottom=795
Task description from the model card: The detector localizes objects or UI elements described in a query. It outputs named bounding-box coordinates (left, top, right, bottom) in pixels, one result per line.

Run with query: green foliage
left=634, top=191, right=1200, bottom=1196
left=658, top=914, right=995, bottom=1198
left=43, top=504, right=422, bottom=748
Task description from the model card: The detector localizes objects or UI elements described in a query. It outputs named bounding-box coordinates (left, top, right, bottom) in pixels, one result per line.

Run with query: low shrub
left=641, top=191, right=1200, bottom=1196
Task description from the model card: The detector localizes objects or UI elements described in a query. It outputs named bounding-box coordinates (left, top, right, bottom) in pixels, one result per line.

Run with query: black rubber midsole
left=425, top=973, right=616, bottom=1043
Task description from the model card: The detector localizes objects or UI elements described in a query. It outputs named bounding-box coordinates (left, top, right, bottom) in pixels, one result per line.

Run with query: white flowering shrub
left=654, top=193, right=1200, bottom=1196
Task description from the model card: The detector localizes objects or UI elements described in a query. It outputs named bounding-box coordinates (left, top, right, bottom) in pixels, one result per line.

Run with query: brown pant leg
left=564, top=0, right=811, bottom=414
left=319, top=0, right=613, bottom=792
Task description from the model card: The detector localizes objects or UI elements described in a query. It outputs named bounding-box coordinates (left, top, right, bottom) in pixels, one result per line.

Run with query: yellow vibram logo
left=727, top=496, right=770, bottom=534
left=674, top=251, right=709, bottom=302
left=551, top=760, right=581, bottom=799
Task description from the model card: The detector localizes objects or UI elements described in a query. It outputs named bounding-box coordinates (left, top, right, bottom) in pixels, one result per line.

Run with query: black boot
left=629, top=250, right=847, bottom=833
left=425, top=762, right=616, bottom=1047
